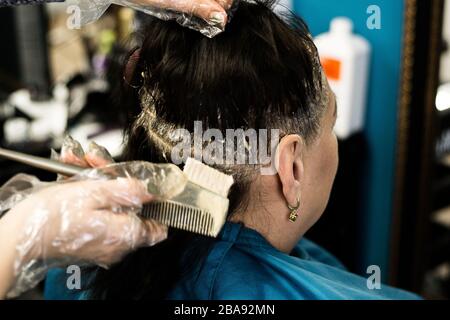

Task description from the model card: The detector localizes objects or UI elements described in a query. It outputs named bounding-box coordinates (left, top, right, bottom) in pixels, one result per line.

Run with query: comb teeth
left=183, top=157, right=234, bottom=197
left=141, top=201, right=216, bottom=237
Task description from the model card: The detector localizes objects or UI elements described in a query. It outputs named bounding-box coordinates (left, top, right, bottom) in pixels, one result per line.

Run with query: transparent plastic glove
left=60, top=137, right=115, bottom=168
left=0, top=136, right=110, bottom=217
left=1, top=147, right=187, bottom=298
left=75, top=0, right=236, bottom=38
left=52, top=136, right=116, bottom=180
left=0, top=174, right=50, bottom=219
left=55, top=136, right=187, bottom=196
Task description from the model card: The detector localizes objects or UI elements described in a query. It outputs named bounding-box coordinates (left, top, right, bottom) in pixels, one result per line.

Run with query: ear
left=275, top=134, right=304, bottom=207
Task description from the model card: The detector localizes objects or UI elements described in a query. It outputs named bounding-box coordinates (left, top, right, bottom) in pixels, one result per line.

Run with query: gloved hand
left=51, top=136, right=116, bottom=179
left=133, top=0, right=235, bottom=26
left=76, top=0, right=235, bottom=38
left=0, top=137, right=179, bottom=298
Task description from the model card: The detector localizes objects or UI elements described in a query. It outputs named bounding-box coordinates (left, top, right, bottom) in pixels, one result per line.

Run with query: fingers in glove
left=60, top=135, right=89, bottom=167
left=82, top=210, right=168, bottom=266
left=85, top=141, right=115, bottom=168
left=154, top=0, right=228, bottom=26
left=79, top=178, right=155, bottom=210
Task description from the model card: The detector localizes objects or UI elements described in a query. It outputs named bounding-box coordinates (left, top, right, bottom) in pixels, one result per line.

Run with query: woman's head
left=89, top=0, right=338, bottom=298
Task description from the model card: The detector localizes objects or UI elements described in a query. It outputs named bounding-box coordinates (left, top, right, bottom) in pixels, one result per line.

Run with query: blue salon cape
left=44, top=222, right=421, bottom=300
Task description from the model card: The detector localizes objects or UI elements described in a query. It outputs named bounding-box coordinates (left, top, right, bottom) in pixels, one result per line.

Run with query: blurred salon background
left=0, top=0, right=449, bottom=299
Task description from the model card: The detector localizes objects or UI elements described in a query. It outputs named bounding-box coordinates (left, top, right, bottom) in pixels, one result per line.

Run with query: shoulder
left=173, top=242, right=311, bottom=300
left=210, top=247, right=279, bottom=299
left=296, top=238, right=348, bottom=271
left=170, top=226, right=422, bottom=300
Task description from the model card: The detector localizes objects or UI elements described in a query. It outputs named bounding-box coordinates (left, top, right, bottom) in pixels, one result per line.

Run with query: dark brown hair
left=87, top=0, right=325, bottom=299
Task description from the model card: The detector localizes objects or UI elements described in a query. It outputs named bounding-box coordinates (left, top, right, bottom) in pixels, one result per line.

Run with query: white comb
left=183, top=157, right=234, bottom=197
left=141, top=158, right=234, bottom=237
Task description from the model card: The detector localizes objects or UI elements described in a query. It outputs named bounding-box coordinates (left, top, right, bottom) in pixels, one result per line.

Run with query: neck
left=228, top=175, right=310, bottom=253
left=229, top=204, right=306, bottom=253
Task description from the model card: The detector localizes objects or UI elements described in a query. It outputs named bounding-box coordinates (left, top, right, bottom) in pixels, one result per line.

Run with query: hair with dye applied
left=86, top=0, right=327, bottom=299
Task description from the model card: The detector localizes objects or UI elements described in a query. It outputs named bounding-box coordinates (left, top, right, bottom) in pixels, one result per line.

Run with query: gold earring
left=287, top=197, right=300, bottom=222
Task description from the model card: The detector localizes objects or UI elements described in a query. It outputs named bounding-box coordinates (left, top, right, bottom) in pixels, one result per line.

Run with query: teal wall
left=293, top=0, right=405, bottom=280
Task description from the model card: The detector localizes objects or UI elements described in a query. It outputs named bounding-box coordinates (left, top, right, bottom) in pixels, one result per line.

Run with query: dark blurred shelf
left=428, top=215, right=450, bottom=268
left=433, top=161, right=450, bottom=211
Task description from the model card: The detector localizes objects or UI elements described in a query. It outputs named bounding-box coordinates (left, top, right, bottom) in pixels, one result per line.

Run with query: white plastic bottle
left=314, top=17, right=371, bottom=139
